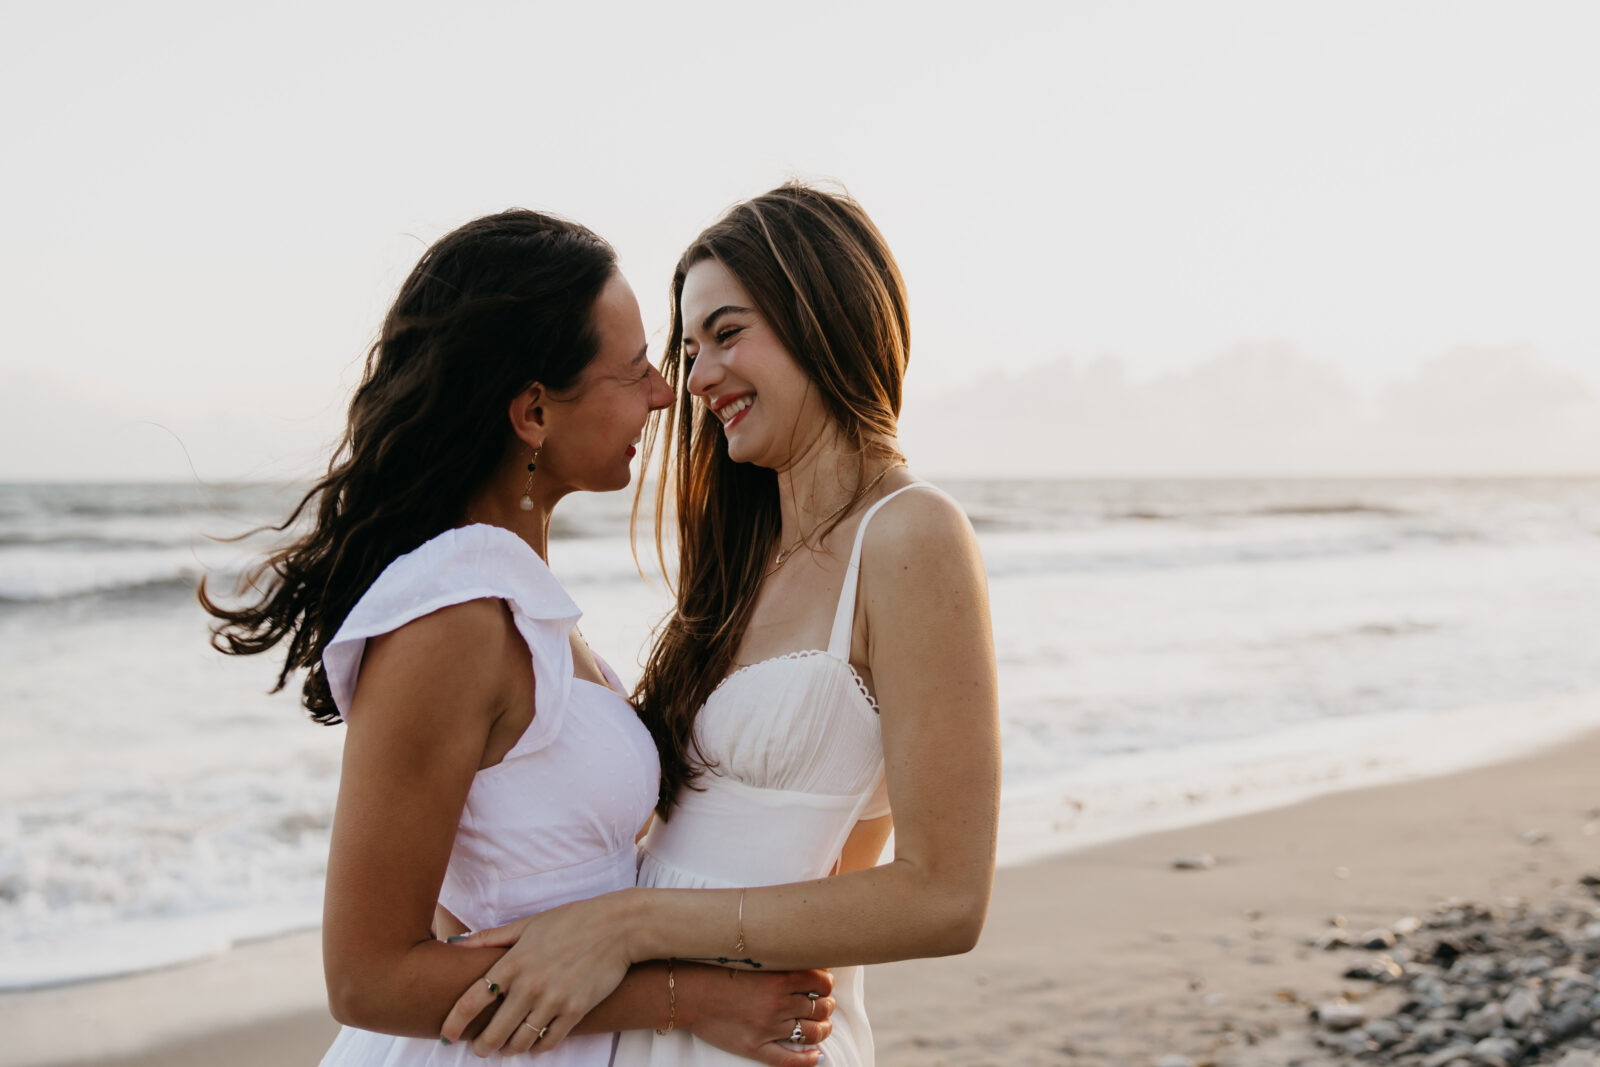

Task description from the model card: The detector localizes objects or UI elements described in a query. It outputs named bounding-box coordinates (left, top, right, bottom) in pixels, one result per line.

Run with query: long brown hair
left=634, top=182, right=911, bottom=816
left=201, top=210, right=618, bottom=724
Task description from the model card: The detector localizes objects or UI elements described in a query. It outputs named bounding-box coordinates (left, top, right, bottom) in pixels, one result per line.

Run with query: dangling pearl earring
left=519, top=445, right=542, bottom=511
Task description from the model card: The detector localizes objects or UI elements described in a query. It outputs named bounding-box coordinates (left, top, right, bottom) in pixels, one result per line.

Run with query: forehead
left=588, top=273, right=645, bottom=358
left=679, top=259, right=754, bottom=321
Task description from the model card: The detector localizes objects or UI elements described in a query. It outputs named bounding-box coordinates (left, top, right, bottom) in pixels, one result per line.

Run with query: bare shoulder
left=365, top=596, right=519, bottom=664
left=858, top=483, right=982, bottom=576
left=354, top=597, right=522, bottom=723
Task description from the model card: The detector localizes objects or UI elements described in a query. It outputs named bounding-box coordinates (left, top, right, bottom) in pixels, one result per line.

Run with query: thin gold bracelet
left=735, top=888, right=746, bottom=953
left=654, top=959, right=676, bottom=1035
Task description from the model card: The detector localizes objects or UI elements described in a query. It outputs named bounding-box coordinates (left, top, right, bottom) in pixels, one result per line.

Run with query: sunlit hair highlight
left=634, top=181, right=910, bottom=815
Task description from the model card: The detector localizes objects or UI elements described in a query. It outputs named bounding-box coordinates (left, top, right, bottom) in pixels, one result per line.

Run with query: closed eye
left=715, top=326, right=743, bottom=345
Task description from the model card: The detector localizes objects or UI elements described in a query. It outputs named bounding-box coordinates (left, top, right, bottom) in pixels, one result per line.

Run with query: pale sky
left=3, top=0, right=1597, bottom=480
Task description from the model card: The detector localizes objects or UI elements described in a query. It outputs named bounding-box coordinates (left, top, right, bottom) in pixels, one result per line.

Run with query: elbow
left=325, top=978, right=362, bottom=1029
left=324, top=961, right=380, bottom=1030
left=940, top=898, right=987, bottom=956
left=923, top=883, right=989, bottom=957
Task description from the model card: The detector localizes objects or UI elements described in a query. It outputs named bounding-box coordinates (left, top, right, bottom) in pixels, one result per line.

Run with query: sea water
left=2, top=477, right=1598, bottom=989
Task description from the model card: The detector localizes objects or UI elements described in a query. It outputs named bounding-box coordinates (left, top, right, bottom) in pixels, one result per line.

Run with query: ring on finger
left=809, top=997, right=818, bottom=1018
left=518, top=1019, right=550, bottom=1042
left=791, top=1020, right=804, bottom=1043
left=484, top=978, right=502, bottom=997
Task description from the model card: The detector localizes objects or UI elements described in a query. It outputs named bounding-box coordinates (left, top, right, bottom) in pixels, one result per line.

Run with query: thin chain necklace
left=770, top=462, right=905, bottom=571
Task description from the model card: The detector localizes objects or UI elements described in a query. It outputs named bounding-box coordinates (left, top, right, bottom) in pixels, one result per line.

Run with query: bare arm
left=444, top=491, right=1001, bottom=1048
left=322, top=598, right=525, bottom=1036
left=629, top=489, right=1000, bottom=965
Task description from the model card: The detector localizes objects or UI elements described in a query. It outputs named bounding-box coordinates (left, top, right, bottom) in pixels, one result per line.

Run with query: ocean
left=2, top=476, right=1598, bottom=990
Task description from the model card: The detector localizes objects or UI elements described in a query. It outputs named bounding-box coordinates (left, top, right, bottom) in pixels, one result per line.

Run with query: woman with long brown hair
left=202, top=208, right=837, bottom=1067
left=441, top=184, right=1001, bottom=1066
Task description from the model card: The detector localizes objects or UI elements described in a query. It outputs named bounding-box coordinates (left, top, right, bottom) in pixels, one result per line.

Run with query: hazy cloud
left=900, top=343, right=1600, bottom=477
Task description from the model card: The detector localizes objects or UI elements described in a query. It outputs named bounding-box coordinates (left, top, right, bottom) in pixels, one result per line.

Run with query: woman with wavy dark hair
left=441, top=185, right=1001, bottom=1066
left=202, top=209, right=837, bottom=1067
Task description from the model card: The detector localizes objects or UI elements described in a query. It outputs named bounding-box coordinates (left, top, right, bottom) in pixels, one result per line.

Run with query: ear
left=508, top=383, right=550, bottom=450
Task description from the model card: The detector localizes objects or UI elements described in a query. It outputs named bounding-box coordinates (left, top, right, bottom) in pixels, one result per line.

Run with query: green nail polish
left=445, top=934, right=468, bottom=943
left=439, top=1037, right=452, bottom=1046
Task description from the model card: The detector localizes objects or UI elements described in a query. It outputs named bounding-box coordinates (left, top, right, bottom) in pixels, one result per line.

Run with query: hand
left=683, top=965, right=836, bottom=1067
left=439, top=891, right=635, bottom=1055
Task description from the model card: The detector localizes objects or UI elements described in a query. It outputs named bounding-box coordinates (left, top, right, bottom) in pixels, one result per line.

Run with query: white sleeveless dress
left=616, top=484, right=937, bottom=1067
left=317, top=524, right=660, bottom=1067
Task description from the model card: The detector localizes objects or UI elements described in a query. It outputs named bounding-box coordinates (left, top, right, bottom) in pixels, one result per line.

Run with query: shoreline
left=14, top=687, right=1599, bottom=998
left=6, top=718, right=1600, bottom=1065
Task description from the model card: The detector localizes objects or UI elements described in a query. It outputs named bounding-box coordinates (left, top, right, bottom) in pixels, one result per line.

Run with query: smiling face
left=542, top=272, right=672, bottom=493
left=679, top=257, right=835, bottom=471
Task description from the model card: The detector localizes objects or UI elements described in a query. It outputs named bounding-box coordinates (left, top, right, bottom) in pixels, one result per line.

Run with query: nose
left=685, top=350, right=716, bottom=398
left=647, top=364, right=673, bottom=411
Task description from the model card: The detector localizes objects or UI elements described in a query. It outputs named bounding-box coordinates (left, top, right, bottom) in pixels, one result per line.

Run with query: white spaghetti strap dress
left=317, top=523, right=660, bottom=1067
left=615, top=483, right=939, bottom=1067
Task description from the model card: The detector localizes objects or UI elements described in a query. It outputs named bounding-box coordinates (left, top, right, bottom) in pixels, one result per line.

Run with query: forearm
left=326, top=937, right=508, bottom=1038
left=623, top=856, right=992, bottom=972
left=570, top=960, right=734, bottom=1035
left=569, top=961, right=673, bottom=1034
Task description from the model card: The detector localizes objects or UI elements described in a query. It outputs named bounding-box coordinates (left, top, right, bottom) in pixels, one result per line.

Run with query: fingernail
left=439, top=1037, right=452, bottom=1046
left=445, top=934, right=468, bottom=943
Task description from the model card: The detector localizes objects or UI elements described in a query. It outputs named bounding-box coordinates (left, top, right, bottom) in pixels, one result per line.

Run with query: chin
left=723, top=438, right=758, bottom=466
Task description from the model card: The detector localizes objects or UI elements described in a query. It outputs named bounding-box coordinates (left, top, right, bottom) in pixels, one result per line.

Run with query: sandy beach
left=5, top=724, right=1598, bottom=1067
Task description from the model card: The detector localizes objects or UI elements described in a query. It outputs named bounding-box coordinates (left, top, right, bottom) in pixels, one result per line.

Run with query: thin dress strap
left=826, top=482, right=939, bottom=658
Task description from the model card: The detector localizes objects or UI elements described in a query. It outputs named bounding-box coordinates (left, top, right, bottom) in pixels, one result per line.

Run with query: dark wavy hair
left=634, top=182, right=910, bottom=815
left=201, top=210, right=617, bottom=724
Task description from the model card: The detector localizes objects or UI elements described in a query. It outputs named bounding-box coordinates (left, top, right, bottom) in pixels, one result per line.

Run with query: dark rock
left=1314, top=1001, right=1366, bottom=1031
left=1363, top=928, right=1400, bottom=949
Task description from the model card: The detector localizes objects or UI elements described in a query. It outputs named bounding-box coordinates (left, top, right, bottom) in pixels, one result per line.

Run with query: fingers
left=445, top=919, right=522, bottom=949
left=784, top=968, right=833, bottom=997
left=764, top=1017, right=831, bottom=1067
left=439, top=974, right=504, bottom=1044
left=469, top=978, right=543, bottom=1057
left=496, top=1011, right=557, bottom=1056
left=766, top=1043, right=823, bottom=1067
left=469, top=981, right=580, bottom=1058
left=795, top=994, right=836, bottom=1022
left=790, top=1017, right=831, bottom=1046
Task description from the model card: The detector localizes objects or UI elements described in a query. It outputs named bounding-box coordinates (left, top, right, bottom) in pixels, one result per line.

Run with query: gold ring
left=484, top=978, right=501, bottom=997
left=519, top=1019, right=548, bottom=1041
left=809, top=998, right=818, bottom=1018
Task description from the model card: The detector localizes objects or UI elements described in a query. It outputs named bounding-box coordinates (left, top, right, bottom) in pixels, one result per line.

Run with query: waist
left=442, top=845, right=637, bottom=930
left=640, top=777, right=864, bottom=888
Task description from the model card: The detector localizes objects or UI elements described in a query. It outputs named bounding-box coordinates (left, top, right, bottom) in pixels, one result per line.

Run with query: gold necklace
left=771, top=463, right=905, bottom=570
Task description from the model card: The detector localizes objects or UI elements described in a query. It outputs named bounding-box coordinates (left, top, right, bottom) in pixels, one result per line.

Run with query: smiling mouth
left=716, top=395, right=753, bottom=425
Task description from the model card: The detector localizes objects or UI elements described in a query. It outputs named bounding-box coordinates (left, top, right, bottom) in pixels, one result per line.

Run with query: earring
left=519, top=445, right=542, bottom=511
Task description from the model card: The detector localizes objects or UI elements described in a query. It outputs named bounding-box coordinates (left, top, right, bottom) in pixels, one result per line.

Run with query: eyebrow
left=701, top=305, right=752, bottom=332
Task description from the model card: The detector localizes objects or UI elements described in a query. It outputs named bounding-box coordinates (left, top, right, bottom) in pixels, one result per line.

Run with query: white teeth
left=718, top=396, right=753, bottom=424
